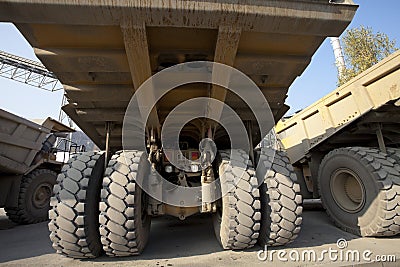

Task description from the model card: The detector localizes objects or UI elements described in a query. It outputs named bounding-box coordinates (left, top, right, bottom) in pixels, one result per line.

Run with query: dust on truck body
left=0, top=108, right=74, bottom=224
left=0, top=0, right=357, bottom=258
left=276, top=51, right=400, bottom=237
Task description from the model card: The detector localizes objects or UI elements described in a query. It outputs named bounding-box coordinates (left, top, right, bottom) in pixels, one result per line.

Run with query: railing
left=0, top=50, right=63, bottom=91
left=53, top=138, right=86, bottom=163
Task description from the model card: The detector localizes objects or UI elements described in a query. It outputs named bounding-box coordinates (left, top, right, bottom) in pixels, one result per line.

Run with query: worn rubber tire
left=48, top=152, right=105, bottom=258
left=319, top=147, right=400, bottom=237
left=213, top=149, right=261, bottom=250
left=387, top=148, right=400, bottom=163
left=99, top=150, right=151, bottom=257
left=6, top=169, right=57, bottom=224
left=256, top=148, right=303, bottom=247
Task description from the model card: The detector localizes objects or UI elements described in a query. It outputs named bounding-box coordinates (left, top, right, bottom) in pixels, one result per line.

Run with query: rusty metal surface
left=0, top=0, right=358, bottom=149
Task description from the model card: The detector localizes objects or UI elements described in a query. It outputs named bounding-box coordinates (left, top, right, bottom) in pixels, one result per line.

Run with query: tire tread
left=6, top=169, right=57, bottom=224
left=319, top=147, right=400, bottom=237
left=257, top=149, right=303, bottom=247
left=215, top=149, right=261, bottom=250
left=48, top=152, right=104, bottom=258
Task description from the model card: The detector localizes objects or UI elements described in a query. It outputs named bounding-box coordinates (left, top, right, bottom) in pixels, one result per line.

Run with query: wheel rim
left=330, top=168, right=365, bottom=213
left=32, top=182, right=52, bottom=209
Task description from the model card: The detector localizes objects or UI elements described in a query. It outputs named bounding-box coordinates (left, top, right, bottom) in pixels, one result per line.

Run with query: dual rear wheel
left=49, top=151, right=151, bottom=258
left=49, top=149, right=303, bottom=258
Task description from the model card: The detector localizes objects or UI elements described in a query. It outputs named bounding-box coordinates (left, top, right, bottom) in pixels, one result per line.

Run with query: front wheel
left=318, top=147, right=400, bottom=237
left=6, top=169, right=57, bottom=224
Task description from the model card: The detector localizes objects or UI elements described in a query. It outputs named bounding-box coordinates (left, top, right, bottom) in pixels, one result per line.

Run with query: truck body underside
left=0, top=0, right=357, bottom=150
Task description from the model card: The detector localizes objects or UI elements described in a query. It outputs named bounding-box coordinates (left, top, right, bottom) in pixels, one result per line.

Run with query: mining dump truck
left=0, top=0, right=357, bottom=258
left=0, top=108, right=75, bottom=224
left=276, top=51, right=400, bottom=237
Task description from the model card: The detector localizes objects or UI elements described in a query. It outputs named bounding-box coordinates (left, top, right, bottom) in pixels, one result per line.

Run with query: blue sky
left=0, top=1, right=399, bottom=121
left=0, top=23, right=64, bottom=120
left=287, top=0, right=400, bottom=114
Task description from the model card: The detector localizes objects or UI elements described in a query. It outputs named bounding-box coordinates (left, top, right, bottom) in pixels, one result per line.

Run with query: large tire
left=318, top=147, right=400, bottom=237
left=213, top=149, right=261, bottom=250
left=48, top=152, right=105, bottom=258
left=387, top=148, right=400, bottom=163
left=256, top=148, right=303, bottom=247
left=6, top=169, right=57, bottom=224
left=99, top=150, right=151, bottom=257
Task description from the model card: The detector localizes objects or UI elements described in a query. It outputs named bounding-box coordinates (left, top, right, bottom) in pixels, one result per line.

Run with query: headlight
left=165, top=165, right=173, bottom=173
left=191, top=164, right=199, bottom=172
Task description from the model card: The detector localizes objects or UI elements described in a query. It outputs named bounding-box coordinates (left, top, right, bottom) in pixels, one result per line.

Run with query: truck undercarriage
left=0, top=0, right=357, bottom=258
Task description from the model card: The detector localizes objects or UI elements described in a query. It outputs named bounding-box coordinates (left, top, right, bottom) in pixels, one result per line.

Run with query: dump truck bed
left=0, top=109, right=50, bottom=174
left=276, top=50, right=400, bottom=164
left=0, top=109, right=74, bottom=174
left=0, top=0, right=357, bottom=149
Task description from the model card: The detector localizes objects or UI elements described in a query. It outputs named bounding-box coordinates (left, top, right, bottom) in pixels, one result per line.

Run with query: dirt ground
left=0, top=208, right=399, bottom=267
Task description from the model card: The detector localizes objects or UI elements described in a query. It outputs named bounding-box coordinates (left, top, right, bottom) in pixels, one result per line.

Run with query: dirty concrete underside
left=0, top=0, right=357, bottom=149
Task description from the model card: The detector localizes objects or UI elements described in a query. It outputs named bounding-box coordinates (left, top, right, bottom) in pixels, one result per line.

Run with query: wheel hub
left=330, top=168, right=365, bottom=213
left=32, top=183, right=52, bottom=209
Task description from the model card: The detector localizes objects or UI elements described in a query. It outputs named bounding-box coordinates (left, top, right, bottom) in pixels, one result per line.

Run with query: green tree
left=338, top=26, right=398, bottom=86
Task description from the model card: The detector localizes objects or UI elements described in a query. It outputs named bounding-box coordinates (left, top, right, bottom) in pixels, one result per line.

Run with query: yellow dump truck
left=0, top=0, right=357, bottom=259
left=276, top=51, right=400, bottom=237
left=0, top=108, right=75, bottom=224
